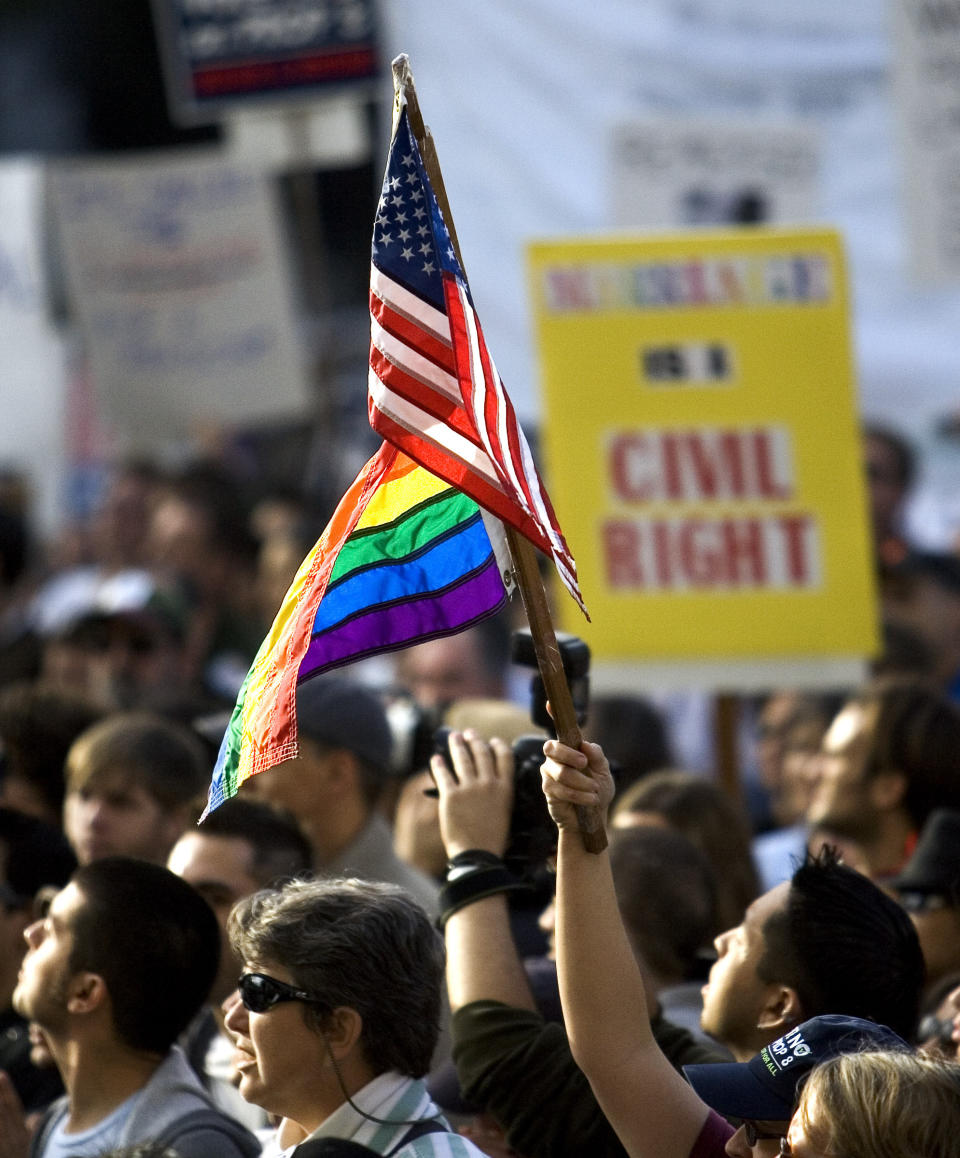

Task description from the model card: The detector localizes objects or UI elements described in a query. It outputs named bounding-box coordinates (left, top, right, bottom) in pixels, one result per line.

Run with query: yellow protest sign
left=528, top=227, right=878, bottom=687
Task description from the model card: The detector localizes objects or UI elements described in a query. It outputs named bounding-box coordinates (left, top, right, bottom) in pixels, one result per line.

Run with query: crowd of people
left=0, top=421, right=959, bottom=1157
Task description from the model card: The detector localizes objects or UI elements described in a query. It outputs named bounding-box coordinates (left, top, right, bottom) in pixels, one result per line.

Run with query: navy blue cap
left=684, top=1014, right=908, bottom=1122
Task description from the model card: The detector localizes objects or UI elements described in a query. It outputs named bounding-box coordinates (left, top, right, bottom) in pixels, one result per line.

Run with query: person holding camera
left=433, top=727, right=924, bottom=1158
left=431, top=731, right=726, bottom=1158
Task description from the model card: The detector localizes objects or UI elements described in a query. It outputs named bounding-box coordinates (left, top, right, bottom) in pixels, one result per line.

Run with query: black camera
left=432, top=726, right=558, bottom=871
left=432, top=629, right=592, bottom=873
left=510, top=628, right=591, bottom=736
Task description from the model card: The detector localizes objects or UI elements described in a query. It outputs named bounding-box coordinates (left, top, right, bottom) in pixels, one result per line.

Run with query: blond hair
left=443, top=697, right=545, bottom=746
left=797, top=1049, right=960, bottom=1157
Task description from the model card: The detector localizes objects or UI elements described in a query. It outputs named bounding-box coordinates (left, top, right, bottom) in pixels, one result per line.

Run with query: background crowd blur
left=4, top=4, right=960, bottom=1157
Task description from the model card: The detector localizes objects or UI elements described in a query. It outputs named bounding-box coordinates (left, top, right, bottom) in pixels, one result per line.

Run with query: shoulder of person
left=293, top=1127, right=482, bottom=1158
left=392, top=1130, right=487, bottom=1158
left=651, top=1011, right=730, bottom=1069
left=157, top=1109, right=261, bottom=1158
left=28, top=1094, right=67, bottom=1158
left=293, top=1142, right=382, bottom=1158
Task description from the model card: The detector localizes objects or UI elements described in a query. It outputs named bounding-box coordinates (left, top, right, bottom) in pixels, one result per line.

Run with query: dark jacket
left=452, top=1000, right=727, bottom=1158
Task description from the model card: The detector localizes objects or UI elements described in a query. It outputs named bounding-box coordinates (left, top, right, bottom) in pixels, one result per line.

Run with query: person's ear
left=67, top=972, right=108, bottom=1015
left=324, top=750, right=362, bottom=799
left=320, top=1006, right=364, bottom=1061
left=868, top=769, right=907, bottom=813
left=757, top=984, right=803, bottom=1035
left=299, top=741, right=355, bottom=796
left=160, top=804, right=193, bottom=851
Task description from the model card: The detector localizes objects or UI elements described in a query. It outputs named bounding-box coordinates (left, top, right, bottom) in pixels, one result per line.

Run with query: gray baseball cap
left=296, top=678, right=393, bottom=774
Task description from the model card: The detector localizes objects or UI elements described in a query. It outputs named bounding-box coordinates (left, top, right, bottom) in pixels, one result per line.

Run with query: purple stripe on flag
left=299, top=556, right=506, bottom=679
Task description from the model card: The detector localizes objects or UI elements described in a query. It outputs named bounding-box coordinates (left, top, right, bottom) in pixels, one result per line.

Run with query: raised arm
left=432, top=730, right=536, bottom=1013
left=435, top=731, right=642, bottom=1158
left=542, top=739, right=711, bottom=1158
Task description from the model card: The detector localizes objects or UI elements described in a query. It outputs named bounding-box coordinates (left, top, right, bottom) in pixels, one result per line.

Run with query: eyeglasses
left=237, top=972, right=321, bottom=1013
left=742, top=1121, right=790, bottom=1152
left=917, top=1011, right=956, bottom=1050
left=897, top=890, right=951, bottom=915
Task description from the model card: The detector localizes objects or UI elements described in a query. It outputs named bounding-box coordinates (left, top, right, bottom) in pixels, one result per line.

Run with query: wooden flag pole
left=393, top=55, right=606, bottom=853
left=503, top=528, right=607, bottom=853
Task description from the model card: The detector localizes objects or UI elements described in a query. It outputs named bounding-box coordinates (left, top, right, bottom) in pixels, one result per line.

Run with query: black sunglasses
left=237, top=972, right=321, bottom=1013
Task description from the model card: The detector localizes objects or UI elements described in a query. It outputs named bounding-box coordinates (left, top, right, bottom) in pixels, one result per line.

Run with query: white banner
left=891, top=0, right=960, bottom=283
left=610, top=119, right=820, bottom=229
left=0, top=161, right=66, bottom=531
left=48, top=150, right=308, bottom=447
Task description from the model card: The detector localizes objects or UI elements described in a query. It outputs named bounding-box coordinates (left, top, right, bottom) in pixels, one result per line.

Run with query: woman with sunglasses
left=539, top=737, right=960, bottom=1158
left=222, top=876, right=487, bottom=1158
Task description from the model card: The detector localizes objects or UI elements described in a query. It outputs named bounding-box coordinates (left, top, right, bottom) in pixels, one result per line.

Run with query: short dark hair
left=66, top=712, right=208, bottom=812
left=69, top=857, right=220, bottom=1053
left=613, top=770, right=759, bottom=932
left=229, top=877, right=444, bottom=1078
left=0, top=807, right=75, bottom=906
left=473, top=612, right=512, bottom=682
left=0, top=682, right=103, bottom=817
left=0, top=507, right=29, bottom=590
left=873, top=620, right=935, bottom=682
left=864, top=422, right=916, bottom=493
left=198, top=797, right=313, bottom=885
left=855, top=680, right=960, bottom=829
left=610, top=825, right=716, bottom=981
left=161, top=463, right=258, bottom=563
left=758, top=848, right=924, bottom=1040
left=588, top=694, right=673, bottom=793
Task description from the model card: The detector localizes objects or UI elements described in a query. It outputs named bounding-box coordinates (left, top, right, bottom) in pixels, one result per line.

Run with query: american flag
left=367, top=101, right=585, bottom=613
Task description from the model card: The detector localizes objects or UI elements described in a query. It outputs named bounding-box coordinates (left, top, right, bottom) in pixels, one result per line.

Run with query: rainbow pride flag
left=202, top=442, right=509, bottom=815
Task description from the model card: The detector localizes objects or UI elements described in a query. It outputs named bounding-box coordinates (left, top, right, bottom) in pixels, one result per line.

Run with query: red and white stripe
left=369, top=263, right=586, bottom=613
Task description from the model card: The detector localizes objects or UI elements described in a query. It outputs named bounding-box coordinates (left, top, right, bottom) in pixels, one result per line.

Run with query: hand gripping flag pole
left=387, top=56, right=606, bottom=853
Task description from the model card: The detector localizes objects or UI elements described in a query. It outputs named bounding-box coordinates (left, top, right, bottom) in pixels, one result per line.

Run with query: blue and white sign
left=152, top=0, right=380, bottom=123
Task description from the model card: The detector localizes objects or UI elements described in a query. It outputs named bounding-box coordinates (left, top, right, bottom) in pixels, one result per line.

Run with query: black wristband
left=437, top=864, right=529, bottom=929
left=446, top=849, right=505, bottom=872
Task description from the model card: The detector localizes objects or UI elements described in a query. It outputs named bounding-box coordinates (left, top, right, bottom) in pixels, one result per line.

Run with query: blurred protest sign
left=48, top=150, right=307, bottom=449
left=610, top=118, right=820, bottom=230
left=891, top=0, right=960, bottom=283
left=0, top=160, right=67, bottom=531
left=151, top=0, right=379, bottom=124
left=528, top=227, right=877, bottom=690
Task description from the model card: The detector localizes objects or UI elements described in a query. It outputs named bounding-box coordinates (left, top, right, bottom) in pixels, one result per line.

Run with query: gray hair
left=228, top=877, right=444, bottom=1078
